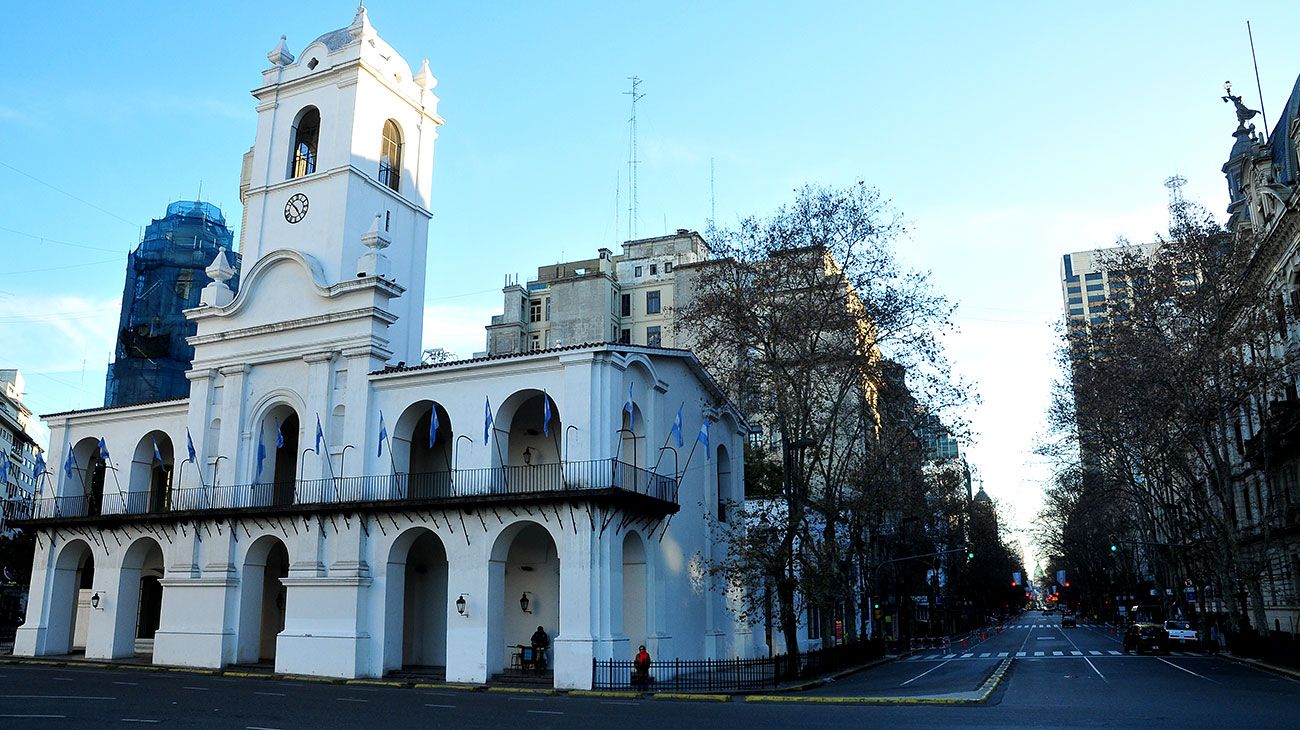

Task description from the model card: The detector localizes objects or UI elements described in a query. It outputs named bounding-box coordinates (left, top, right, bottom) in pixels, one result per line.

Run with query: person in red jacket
left=633, top=645, right=651, bottom=691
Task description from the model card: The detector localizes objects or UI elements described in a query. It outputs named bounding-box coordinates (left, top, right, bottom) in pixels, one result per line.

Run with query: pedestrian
left=633, top=644, right=651, bottom=691
left=531, top=625, right=549, bottom=670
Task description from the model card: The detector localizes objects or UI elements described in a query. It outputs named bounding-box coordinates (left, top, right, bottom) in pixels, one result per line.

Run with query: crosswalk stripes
left=997, top=652, right=1008, bottom=657
left=1017, top=652, right=1026, bottom=657
left=1052, top=651, right=1064, bottom=656
left=905, top=647, right=1205, bottom=661
left=1070, top=650, right=1082, bottom=655
left=1090, top=650, right=1102, bottom=655
left=979, top=652, right=991, bottom=658
left=1034, top=651, right=1044, bottom=656
left=1108, top=650, right=1122, bottom=655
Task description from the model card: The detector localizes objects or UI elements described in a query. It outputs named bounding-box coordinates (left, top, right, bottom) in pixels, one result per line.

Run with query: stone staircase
left=489, top=668, right=554, bottom=688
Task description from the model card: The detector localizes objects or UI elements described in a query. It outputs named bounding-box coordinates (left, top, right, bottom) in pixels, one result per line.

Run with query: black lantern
left=90, top=592, right=101, bottom=610
left=520, top=592, right=531, bottom=613
left=456, top=594, right=467, bottom=616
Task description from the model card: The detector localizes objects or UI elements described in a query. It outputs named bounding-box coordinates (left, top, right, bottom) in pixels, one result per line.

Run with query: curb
left=486, top=686, right=559, bottom=695
left=743, top=656, right=1014, bottom=706
left=569, top=690, right=640, bottom=699
left=1222, top=654, right=1300, bottom=683
left=652, top=692, right=730, bottom=702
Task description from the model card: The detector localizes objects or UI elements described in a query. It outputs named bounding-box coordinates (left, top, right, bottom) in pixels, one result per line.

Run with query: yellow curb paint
left=346, top=679, right=406, bottom=688
left=486, top=686, right=556, bottom=695
left=653, top=692, right=729, bottom=702
left=569, top=690, right=640, bottom=699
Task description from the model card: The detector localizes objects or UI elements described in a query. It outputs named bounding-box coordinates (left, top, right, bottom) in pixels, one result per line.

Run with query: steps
left=490, top=668, right=554, bottom=688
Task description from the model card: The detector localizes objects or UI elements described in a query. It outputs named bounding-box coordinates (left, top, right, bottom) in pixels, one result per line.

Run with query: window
left=646, top=326, right=661, bottom=347
left=1084, top=272, right=1103, bottom=281
left=1067, top=297, right=1082, bottom=305
left=634, top=266, right=643, bottom=277
left=1086, top=283, right=1104, bottom=291
left=646, top=290, right=661, bottom=314
left=378, top=119, right=402, bottom=191
left=1087, top=295, right=1105, bottom=303
left=529, top=333, right=541, bottom=352
left=619, top=328, right=631, bottom=344
left=289, top=107, right=320, bottom=178
left=620, top=293, right=631, bottom=317
left=545, top=298, right=551, bottom=321
left=649, top=264, right=658, bottom=275
left=529, top=299, right=542, bottom=323
left=664, top=261, right=673, bottom=273
left=1066, top=285, right=1081, bottom=294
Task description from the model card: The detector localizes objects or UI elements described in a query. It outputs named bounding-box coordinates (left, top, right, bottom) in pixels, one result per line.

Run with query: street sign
left=1184, top=588, right=1197, bottom=603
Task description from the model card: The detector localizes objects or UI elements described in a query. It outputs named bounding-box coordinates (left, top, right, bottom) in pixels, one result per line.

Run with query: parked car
left=1163, top=620, right=1199, bottom=648
left=1123, top=622, right=1169, bottom=654
left=1061, top=612, right=1077, bottom=628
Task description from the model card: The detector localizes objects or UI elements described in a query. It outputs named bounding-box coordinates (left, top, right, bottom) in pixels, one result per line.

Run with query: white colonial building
left=12, top=8, right=758, bottom=689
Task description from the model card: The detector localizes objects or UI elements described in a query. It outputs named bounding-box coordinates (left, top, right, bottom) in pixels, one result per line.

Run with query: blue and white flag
left=429, top=405, right=440, bottom=448
left=97, top=437, right=110, bottom=462
left=698, top=416, right=710, bottom=461
left=315, top=415, right=326, bottom=456
left=542, top=393, right=552, bottom=437
left=377, top=412, right=389, bottom=458
left=152, top=439, right=164, bottom=465
left=275, top=419, right=285, bottom=449
left=186, top=428, right=197, bottom=463
left=483, top=396, right=493, bottom=445
left=34, top=452, right=46, bottom=482
left=623, top=383, right=635, bottom=431
left=256, top=441, right=267, bottom=478
left=671, top=404, right=684, bottom=448
left=64, top=445, right=76, bottom=479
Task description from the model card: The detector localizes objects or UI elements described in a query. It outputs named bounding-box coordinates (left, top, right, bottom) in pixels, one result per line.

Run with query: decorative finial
left=267, top=35, right=295, bottom=66
left=357, top=213, right=392, bottom=278
left=349, top=3, right=372, bottom=40
left=201, top=247, right=236, bottom=307
left=1222, top=80, right=1260, bottom=132
left=414, top=59, right=437, bottom=90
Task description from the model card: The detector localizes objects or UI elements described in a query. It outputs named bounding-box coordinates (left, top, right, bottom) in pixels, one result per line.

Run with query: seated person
left=530, top=625, right=549, bottom=670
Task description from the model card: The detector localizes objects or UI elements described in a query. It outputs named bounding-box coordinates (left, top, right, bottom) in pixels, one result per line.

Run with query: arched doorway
left=129, top=432, right=173, bottom=514
left=394, top=401, right=453, bottom=499
left=494, top=391, right=563, bottom=493
left=71, top=437, right=107, bottom=516
left=113, top=537, right=164, bottom=658
left=47, top=540, right=94, bottom=655
left=257, top=406, right=300, bottom=507
left=489, top=522, right=560, bottom=676
left=619, top=404, right=646, bottom=471
left=384, top=529, right=449, bottom=672
left=237, top=536, right=290, bottom=664
left=622, top=531, right=648, bottom=650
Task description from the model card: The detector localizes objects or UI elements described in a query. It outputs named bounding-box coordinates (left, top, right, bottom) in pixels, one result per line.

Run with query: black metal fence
left=592, top=640, right=884, bottom=693
left=9, top=458, right=678, bottom=522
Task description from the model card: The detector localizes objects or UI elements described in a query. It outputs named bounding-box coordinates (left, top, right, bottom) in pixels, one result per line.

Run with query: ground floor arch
left=237, top=535, right=290, bottom=664
left=489, top=521, right=561, bottom=674
left=45, top=539, right=95, bottom=655
left=383, top=528, right=449, bottom=671
left=622, top=530, right=648, bottom=650
left=111, top=537, right=164, bottom=658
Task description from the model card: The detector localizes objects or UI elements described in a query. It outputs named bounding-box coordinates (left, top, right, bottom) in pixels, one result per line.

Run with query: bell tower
left=237, top=6, right=442, bottom=363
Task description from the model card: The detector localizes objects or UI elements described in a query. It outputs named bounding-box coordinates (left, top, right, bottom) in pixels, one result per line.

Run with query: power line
left=0, top=223, right=126, bottom=253
left=0, top=160, right=139, bottom=229
left=0, top=257, right=122, bottom=277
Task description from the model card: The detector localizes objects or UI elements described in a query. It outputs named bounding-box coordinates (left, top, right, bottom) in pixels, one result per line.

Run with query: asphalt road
left=1, top=612, right=1296, bottom=728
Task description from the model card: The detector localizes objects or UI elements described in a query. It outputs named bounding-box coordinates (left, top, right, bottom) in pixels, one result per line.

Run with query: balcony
left=5, top=458, right=678, bottom=526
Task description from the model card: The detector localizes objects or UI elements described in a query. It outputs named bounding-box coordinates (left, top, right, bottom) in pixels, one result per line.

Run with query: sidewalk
left=745, top=657, right=1012, bottom=705
left=1222, top=652, right=1300, bottom=682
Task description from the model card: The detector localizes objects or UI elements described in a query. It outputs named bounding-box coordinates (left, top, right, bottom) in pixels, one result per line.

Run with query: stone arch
left=716, top=444, right=733, bottom=523
left=236, top=534, right=290, bottom=664
left=382, top=527, right=449, bottom=672
left=379, top=118, right=403, bottom=191
left=488, top=389, right=561, bottom=467
left=488, top=520, right=562, bottom=675
left=288, top=105, right=320, bottom=178
left=46, top=539, right=95, bottom=655
left=69, top=436, right=108, bottom=516
left=622, top=530, right=649, bottom=650
left=128, top=430, right=174, bottom=514
left=619, top=403, right=647, bottom=472
left=110, top=536, right=165, bottom=659
left=251, top=399, right=303, bottom=507
left=392, top=400, right=453, bottom=498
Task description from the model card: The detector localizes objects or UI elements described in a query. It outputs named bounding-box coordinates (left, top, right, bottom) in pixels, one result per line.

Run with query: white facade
left=13, top=9, right=759, bottom=688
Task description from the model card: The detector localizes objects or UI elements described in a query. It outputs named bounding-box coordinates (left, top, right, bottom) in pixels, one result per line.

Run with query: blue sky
left=5, top=1, right=1300, bottom=560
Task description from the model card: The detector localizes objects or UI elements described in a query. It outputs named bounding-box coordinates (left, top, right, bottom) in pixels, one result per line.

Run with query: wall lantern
left=522, top=447, right=535, bottom=466
left=520, top=592, right=531, bottom=613
left=90, top=592, right=102, bottom=610
left=456, top=594, right=468, bottom=617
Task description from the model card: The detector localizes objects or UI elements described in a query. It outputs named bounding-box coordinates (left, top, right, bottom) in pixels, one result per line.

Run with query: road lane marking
left=979, top=653, right=991, bottom=658
left=1157, top=657, right=1219, bottom=683
left=0, top=695, right=116, bottom=700
left=997, top=652, right=1008, bottom=657
left=943, top=654, right=956, bottom=659
left=52, top=677, right=75, bottom=682
left=1090, top=651, right=1102, bottom=656
left=1, top=716, right=67, bottom=720
left=121, top=720, right=161, bottom=724
left=528, top=710, right=564, bottom=715
left=1034, top=652, right=1044, bottom=657
left=182, top=686, right=209, bottom=691
left=1016, top=652, right=1026, bottom=657
left=1070, top=651, right=1082, bottom=656
left=1108, top=651, right=1122, bottom=655
left=1052, top=651, right=1063, bottom=656
left=600, top=701, right=640, bottom=706
left=337, top=698, right=369, bottom=702
left=254, top=692, right=286, bottom=697
left=425, top=704, right=456, bottom=709
left=113, top=681, right=139, bottom=686
left=246, top=726, right=285, bottom=730
left=509, top=696, right=544, bottom=702
left=900, top=659, right=953, bottom=686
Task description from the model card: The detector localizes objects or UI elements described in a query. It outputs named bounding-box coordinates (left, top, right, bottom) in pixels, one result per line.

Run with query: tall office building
left=1058, top=243, right=1160, bottom=340
left=104, top=201, right=239, bottom=407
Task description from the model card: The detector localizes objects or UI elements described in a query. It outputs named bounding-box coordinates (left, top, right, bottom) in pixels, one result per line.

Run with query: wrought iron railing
left=9, top=458, right=678, bottom=522
left=592, top=641, right=884, bottom=693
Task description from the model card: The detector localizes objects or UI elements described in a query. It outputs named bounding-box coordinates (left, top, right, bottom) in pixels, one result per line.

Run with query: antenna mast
left=624, top=76, right=645, bottom=241
left=1164, top=174, right=1187, bottom=229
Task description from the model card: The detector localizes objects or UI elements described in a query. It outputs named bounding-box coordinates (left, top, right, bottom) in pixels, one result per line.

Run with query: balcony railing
left=5, top=458, right=678, bottom=522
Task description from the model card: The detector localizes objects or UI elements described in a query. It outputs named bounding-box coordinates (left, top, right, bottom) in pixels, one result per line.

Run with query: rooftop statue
left=1222, top=81, right=1260, bottom=131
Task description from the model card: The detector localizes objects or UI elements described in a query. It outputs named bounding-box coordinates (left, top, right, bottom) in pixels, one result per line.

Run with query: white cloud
left=421, top=301, right=497, bottom=360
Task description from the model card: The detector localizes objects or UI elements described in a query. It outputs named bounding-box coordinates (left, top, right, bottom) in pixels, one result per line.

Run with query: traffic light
left=1064, top=581, right=1071, bottom=588
left=1110, top=544, right=1118, bottom=552
left=967, top=549, right=975, bottom=559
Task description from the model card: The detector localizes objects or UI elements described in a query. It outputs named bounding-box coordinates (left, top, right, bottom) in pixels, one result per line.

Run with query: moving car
left=1123, top=622, right=1169, bottom=654
left=1163, top=620, right=1199, bottom=648
left=1061, top=612, right=1077, bottom=628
